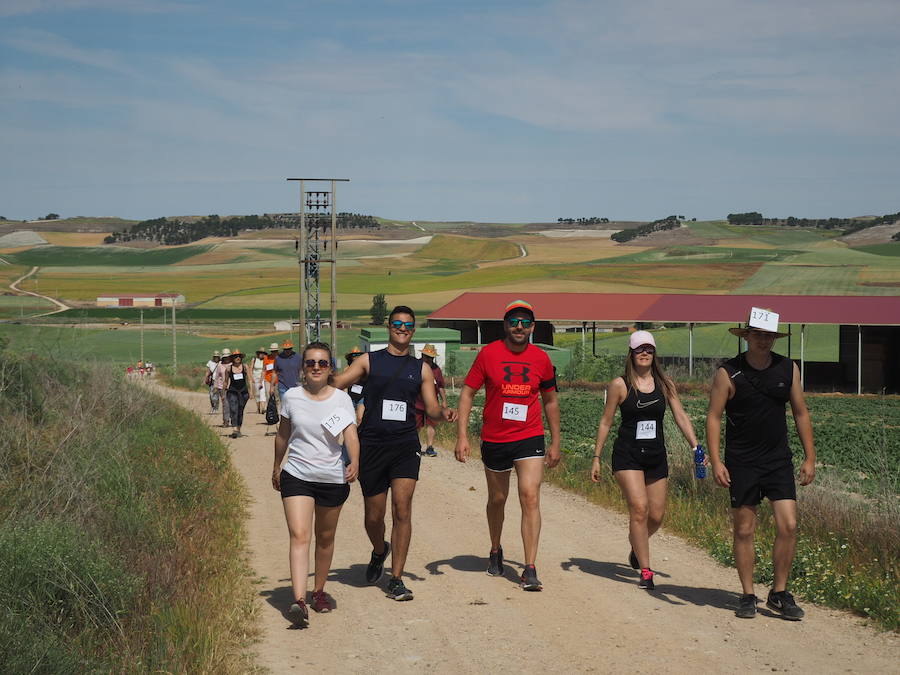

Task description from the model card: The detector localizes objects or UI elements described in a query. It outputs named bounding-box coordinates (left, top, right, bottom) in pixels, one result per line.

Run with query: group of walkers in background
left=200, top=299, right=815, bottom=629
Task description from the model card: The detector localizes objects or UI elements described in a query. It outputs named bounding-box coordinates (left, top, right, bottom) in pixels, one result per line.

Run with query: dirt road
left=164, top=388, right=898, bottom=674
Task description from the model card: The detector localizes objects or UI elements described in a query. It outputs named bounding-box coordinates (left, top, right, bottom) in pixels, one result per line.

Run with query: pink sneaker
left=311, top=590, right=331, bottom=613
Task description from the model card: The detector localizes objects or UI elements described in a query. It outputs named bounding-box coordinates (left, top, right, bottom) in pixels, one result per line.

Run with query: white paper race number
left=502, top=402, right=527, bottom=422
left=232, top=372, right=244, bottom=380
left=636, top=420, right=657, bottom=440
left=265, top=363, right=274, bottom=371
left=350, top=384, right=363, bottom=394
left=382, top=399, right=407, bottom=421
left=748, top=307, right=779, bottom=333
left=321, top=409, right=352, bottom=437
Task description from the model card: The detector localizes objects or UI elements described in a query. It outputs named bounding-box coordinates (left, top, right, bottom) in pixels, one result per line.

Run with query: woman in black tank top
left=226, top=350, right=253, bottom=439
left=590, top=331, right=700, bottom=591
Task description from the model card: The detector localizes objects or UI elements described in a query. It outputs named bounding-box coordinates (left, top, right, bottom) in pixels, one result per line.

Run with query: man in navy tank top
left=707, top=307, right=816, bottom=621
left=333, top=306, right=456, bottom=601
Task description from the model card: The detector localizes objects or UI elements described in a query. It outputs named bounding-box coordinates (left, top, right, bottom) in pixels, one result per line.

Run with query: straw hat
left=269, top=342, right=279, bottom=351
left=282, top=340, right=294, bottom=349
left=421, top=343, right=438, bottom=358
left=221, top=348, right=232, bottom=357
left=213, top=350, right=221, bottom=357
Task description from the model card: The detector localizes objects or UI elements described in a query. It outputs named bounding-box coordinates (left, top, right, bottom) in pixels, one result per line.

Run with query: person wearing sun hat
left=204, top=349, right=222, bottom=414
left=262, top=343, right=279, bottom=406
left=251, top=347, right=268, bottom=414
left=414, top=344, right=445, bottom=457
left=275, top=340, right=302, bottom=400
left=707, top=307, right=816, bottom=621
left=225, top=348, right=254, bottom=438
left=590, top=329, right=700, bottom=591
left=215, top=348, right=233, bottom=428
left=455, top=299, right=560, bottom=591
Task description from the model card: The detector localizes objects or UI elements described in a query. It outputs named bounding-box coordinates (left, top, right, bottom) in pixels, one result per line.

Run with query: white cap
left=629, top=330, right=656, bottom=350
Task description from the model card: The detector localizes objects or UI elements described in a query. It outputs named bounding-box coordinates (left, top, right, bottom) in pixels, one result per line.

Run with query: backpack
left=265, top=393, right=279, bottom=425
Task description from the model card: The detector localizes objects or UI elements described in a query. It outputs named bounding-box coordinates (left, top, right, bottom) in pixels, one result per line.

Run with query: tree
left=370, top=293, right=388, bottom=325
left=44, top=213, right=60, bottom=220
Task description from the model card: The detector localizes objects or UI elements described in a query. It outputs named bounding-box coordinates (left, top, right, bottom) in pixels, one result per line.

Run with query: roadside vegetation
left=0, top=337, right=257, bottom=672
left=439, top=384, right=899, bottom=631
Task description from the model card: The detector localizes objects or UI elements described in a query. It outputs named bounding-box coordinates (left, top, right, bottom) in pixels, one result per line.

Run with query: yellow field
left=40, top=232, right=111, bottom=246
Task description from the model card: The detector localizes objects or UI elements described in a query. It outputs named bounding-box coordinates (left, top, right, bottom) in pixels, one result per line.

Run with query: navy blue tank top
left=613, top=378, right=667, bottom=454
left=359, top=349, right=422, bottom=444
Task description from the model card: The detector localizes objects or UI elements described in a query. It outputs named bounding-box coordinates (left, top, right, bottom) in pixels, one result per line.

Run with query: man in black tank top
left=333, top=306, right=456, bottom=601
left=707, top=309, right=816, bottom=621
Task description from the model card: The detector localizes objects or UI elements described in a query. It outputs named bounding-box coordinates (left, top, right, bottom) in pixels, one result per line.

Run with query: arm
left=343, top=423, right=360, bottom=483
left=246, top=365, right=254, bottom=392
left=541, top=387, right=562, bottom=468
left=667, top=390, right=699, bottom=449
left=454, top=384, right=477, bottom=463
left=788, top=362, right=816, bottom=486
left=591, top=378, right=626, bottom=482
left=421, top=361, right=456, bottom=422
left=272, top=416, right=291, bottom=491
left=706, top=368, right=734, bottom=488
left=332, top=353, right=369, bottom=390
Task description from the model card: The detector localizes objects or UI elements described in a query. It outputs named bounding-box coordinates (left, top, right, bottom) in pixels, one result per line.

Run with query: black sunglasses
left=632, top=345, right=655, bottom=354
left=304, top=359, right=331, bottom=369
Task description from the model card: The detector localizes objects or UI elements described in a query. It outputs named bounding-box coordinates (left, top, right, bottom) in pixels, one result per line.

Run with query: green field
left=4, top=245, right=213, bottom=267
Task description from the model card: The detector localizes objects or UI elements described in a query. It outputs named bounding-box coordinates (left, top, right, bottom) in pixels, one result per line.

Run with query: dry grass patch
left=41, top=232, right=111, bottom=246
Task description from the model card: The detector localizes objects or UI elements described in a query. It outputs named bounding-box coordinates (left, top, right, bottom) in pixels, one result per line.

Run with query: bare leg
left=615, top=470, right=653, bottom=569
left=389, top=478, right=417, bottom=578
left=363, top=492, right=388, bottom=553
left=771, top=499, right=798, bottom=592
left=425, top=424, right=436, bottom=448
left=484, top=468, right=512, bottom=550
left=283, top=496, right=315, bottom=603
left=514, top=458, right=544, bottom=566
left=732, top=506, right=758, bottom=595
left=313, top=504, right=343, bottom=592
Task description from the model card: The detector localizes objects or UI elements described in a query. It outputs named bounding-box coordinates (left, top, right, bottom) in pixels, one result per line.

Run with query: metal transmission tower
left=286, top=178, right=350, bottom=350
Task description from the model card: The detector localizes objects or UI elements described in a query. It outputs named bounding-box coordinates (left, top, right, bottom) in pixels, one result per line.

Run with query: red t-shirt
left=464, top=340, right=557, bottom=443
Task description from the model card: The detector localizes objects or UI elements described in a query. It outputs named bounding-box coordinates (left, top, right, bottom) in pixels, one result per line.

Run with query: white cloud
left=1, top=28, right=137, bottom=75
left=0, top=0, right=189, bottom=18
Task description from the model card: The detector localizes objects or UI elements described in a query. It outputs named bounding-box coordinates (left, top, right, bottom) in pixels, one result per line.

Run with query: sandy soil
left=161, top=387, right=898, bottom=674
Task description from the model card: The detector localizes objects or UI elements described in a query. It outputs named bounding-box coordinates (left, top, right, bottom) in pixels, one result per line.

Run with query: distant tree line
left=557, top=217, right=610, bottom=224
left=611, top=215, right=682, bottom=243
left=104, top=212, right=380, bottom=245
left=727, top=210, right=900, bottom=234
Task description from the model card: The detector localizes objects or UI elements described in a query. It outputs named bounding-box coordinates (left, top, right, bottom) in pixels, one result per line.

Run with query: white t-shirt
left=281, top=387, right=355, bottom=484
left=206, top=360, right=218, bottom=373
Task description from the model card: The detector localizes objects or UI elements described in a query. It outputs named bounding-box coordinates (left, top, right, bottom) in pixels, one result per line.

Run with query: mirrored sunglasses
left=390, top=320, right=415, bottom=329
left=507, top=318, right=533, bottom=328
left=304, top=359, right=331, bottom=369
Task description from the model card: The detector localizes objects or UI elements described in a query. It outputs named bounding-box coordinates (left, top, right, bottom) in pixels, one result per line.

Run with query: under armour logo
left=503, top=365, right=530, bottom=383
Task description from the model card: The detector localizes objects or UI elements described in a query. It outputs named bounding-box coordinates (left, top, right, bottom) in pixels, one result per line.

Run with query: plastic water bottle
left=694, top=444, right=707, bottom=479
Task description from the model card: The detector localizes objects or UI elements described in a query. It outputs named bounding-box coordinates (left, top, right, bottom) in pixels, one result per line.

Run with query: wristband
left=593, top=455, right=601, bottom=459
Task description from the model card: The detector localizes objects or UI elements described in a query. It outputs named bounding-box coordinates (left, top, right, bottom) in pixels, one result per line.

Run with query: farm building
left=427, top=292, right=900, bottom=394
left=96, top=293, right=185, bottom=308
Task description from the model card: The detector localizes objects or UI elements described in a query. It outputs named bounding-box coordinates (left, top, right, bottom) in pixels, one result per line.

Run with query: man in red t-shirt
left=455, top=299, right=561, bottom=591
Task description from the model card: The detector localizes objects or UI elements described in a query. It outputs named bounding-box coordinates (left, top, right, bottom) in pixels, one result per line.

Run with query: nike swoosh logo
left=635, top=399, right=659, bottom=408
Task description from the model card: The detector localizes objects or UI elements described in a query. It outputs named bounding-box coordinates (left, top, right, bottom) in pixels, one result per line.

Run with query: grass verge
left=0, top=338, right=258, bottom=672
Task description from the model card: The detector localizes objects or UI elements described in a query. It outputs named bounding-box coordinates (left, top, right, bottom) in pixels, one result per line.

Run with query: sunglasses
left=304, top=359, right=331, bottom=369
left=507, top=318, right=533, bottom=328
left=633, top=345, right=655, bottom=354
left=390, top=320, right=415, bottom=329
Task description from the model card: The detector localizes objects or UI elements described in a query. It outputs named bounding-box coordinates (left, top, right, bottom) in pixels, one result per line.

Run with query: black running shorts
left=280, top=471, right=350, bottom=508
left=358, top=440, right=421, bottom=497
left=611, top=445, right=669, bottom=482
left=480, top=435, right=545, bottom=472
left=727, top=461, right=796, bottom=508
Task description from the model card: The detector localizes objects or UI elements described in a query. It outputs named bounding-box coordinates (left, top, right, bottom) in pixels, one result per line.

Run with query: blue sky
left=2, top=0, right=899, bottom=223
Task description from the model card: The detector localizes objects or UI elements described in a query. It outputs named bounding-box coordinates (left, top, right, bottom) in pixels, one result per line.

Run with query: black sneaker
left=365, top=542, right=391, bottom=584
left=735, top=593, right=758, bottom=619
left=287, top=599, right=309, bottom=627
left=424, top=446, right=437, bottom=457
left=486, top=547, right=504, bottom=576
left=520, top=565, right=542, bottom=591
left=386, top=576, right=413, bottom=601
left=638, top=568, right=655, bottom=590
left=629, top=549, right=639, bottom=570
left=767, top=590, right=805, bottom=620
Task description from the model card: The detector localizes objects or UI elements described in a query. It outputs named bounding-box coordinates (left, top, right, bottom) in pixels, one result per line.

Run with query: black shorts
left=280, top=471, right=350, bottom=508
left=481, top=436, right=545, bottom=472
left=727, top=462, right=796, bottom=508
left=359, top=440, right=421, bottom=497
left=611, top=445, right=669, bottom=482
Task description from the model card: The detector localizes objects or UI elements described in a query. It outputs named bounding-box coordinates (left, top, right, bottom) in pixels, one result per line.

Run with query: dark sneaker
left=735, top=593, right=758, bottom=619
left=365, top=542, right=390, bottom=584
left=486, top=547, right=504, bottom=577
left=638, top=568, right=655, bottom=591
left=386, top=576, right=414, bottom=601
left=767, top=590, right=805, bottom=620
left=287, top=599, right=309, bottom=627
left=629, top=549, right=639, bottom=570
left=311, top=590, right=331, bottom=613
left=424, top=446, right=437, bottom=457
left=520, top=565, right=542, bottom=591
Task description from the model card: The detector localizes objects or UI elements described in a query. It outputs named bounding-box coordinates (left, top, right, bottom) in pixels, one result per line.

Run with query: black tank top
left=227, top=366, right=248, bottom=392
left=722, top=352, right=793, bottom=467
left=359, top=349, right=422, bottom=444
left=613, top=378, right=667, bottom=454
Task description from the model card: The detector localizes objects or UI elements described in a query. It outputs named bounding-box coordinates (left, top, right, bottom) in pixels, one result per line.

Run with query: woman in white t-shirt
left=251, top=348, right=267, bottom=414
left=272, top=341, right=360, bottom=628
